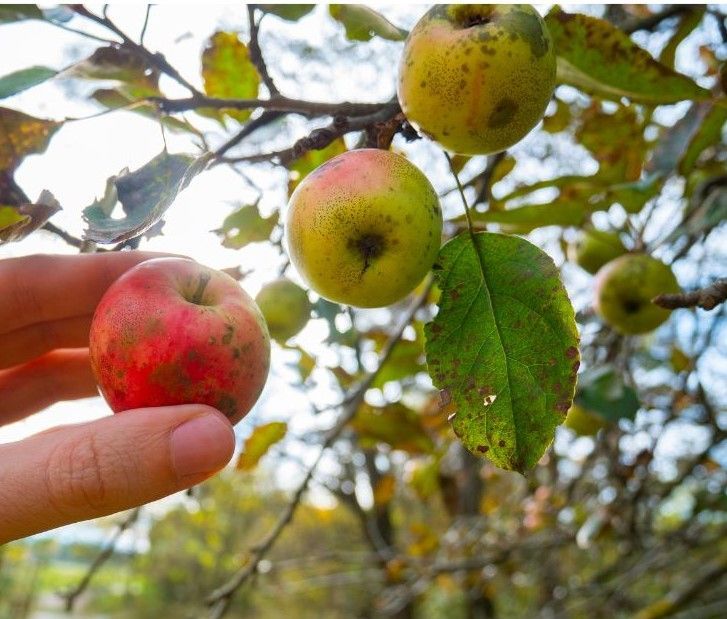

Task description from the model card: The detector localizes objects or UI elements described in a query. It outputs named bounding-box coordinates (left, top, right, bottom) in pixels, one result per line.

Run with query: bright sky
left=0, top=4, right=724, bottom=544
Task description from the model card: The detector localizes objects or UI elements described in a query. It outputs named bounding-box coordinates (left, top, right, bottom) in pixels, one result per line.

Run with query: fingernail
left=171, top=411, right=235, bottom=478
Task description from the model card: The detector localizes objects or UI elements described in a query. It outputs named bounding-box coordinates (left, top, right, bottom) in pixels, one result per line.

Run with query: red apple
left=89, top=257, right=270, bottom=425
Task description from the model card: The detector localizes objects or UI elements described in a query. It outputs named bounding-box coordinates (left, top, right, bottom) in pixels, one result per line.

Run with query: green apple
left=397, top=4, right=556, bottom=155
left=568, top=229, right=627, bottom=275
left=285, top=149, right=442, bottom=308
left=594, top=254, right=680, bottom=335
left=255, top=278, right=312, bottom=343
left=564, top=404, right=608, bottom=437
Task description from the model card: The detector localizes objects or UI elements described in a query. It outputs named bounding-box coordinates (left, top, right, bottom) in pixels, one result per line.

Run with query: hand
left=0, top=253, right=235, bottom=544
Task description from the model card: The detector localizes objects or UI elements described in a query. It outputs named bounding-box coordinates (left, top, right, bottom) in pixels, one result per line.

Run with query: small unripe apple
left=255, top=278, right=312, bottom=343
left=568, top=229, right=627, bottom=275
left=285, top=149, right=442, bottom=308
left=564, top=404, right=608, bottom=436
left=397, top=4, right=556, bottom=155
left=89, top=258, right=270, bottom=425
left=594, top=254, right=680, bottom=335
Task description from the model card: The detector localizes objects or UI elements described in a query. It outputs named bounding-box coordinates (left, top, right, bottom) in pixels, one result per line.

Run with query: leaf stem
left=444, top=151, right=476, bottom=238
left=191, top=272, right=211, bottom=305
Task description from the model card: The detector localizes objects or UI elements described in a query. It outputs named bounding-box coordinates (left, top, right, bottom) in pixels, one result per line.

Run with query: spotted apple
left=89, top=257, right=270, bottom=425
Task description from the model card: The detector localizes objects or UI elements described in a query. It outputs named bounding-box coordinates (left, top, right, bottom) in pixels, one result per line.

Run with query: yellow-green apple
left=594, top=254, right=680, bottom=335
left=89, top=257, right=270, bottom=425
left=568, top=228, right=627, bottom=275
left=397, top=4, right=556, bottom=155
left=285, top=149, right=442, bottom=308
left=564, top=404, right=608, bottom=436
left=255, top=278, right=312, bottom=343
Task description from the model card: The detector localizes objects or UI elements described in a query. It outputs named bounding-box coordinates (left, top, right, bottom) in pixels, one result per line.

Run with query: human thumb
left=0, top=404, right=234, bottom=544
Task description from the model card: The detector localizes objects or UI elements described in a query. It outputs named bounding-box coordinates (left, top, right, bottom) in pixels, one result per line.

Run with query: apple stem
left=191, top=272, right=211, bottom=305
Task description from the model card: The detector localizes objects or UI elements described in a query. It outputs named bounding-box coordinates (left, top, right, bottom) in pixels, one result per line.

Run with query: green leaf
left=67, top=46, right=159, bottom=91
left=0, top=190, right=61, bottom=244
left=545, top=8, right=710, bottom=104
left=259, top=4, right=315, bottom=21
left=648, top=102, right=720, bottom=175
left=83, top=151, right=210, bottom=244
left=287, top=138, right=346, bottom=196
left=659, top=7, right=705, bottom=69
left=201, top=32, right=260, bottom=123
left=0, top=205, right=27, bottom=238
left=329, top=4, right=407, bottom=42
left=0, top=66, right=58, bottom=100
left=0, top=5, right=42, bottom=24
left=542, top=98, right=571, bottom=134
left=575, top=366, right=640, bottom=423
left=425, top=232, right=579, bottom=472
left=576, top=103, right=646, bottom=182
left=0, top=107, right=60, bottom=171
left=471, top=200, right=587, bottom=233
left=678, top=103, right=727, bottom=176
left=236, top=422, right=287, bottom=471
left=351, top=402, right=434, bottom=454
left=91, top=88, right=202, bottom=136
left=214, top=203, right=278, bottom=249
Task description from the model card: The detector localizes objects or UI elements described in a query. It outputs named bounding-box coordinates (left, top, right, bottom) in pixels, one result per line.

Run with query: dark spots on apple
left=222, top=324, right=234, bottom=345
left=623, top=299, right=641, bottom=314
left=477, top=444, right=489, bottom=453
left=488, top=98, right=518, bottom=128
left=217, top=394, right=237, bottom=419
left=498, top=439, right=506, bottom=447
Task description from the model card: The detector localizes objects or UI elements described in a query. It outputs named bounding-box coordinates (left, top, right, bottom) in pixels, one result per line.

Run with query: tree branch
left=205, top=281, right=433, bottom=618
left=653, top=278, right=727, bottom=311
left=71, top=5, right=202, bottom=96
left=633, top=555, right=727, bottom=619
left=151, top=93, right=387, bottom=118
left=218, top=101, right=402, bottom=166
left=247, top=5, right=279, bottom=96
left=58, top=508, right=141, bottom=611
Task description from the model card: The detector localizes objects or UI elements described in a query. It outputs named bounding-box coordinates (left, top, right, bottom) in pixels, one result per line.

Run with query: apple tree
left=0, top=4, right=726, bottom=618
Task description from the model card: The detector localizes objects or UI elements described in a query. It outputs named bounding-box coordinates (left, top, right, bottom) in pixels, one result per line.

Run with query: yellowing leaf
left=373, top=474, right=396, bottom=506
left=0, top=191, right=62, bottom=245
left=214, top=203, right=278, bottom=249
left=202, top=32, right=260, bottom=123
left=0, top=107, right=59, bottom=171
left=545, top=8, right=710, bottom=104
left=351, top=402, right=434, bottom=454
left=236, top=421, right=287, bottom=471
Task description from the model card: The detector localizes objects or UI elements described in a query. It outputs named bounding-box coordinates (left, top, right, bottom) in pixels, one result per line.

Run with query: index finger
left=0, top=252, right=180, bottom=335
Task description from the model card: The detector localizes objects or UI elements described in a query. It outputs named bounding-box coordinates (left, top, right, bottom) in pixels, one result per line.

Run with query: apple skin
left=285, top=149, right=442, bottom=308
left=594, top=254, right=680, bottom=336
left=568, top=229, right=627, bottom=275
left=397, top=4, right=556, bottom=155
left=89, top=258, right=270, bottom=425
left=255, top=278, right=312, bottom=343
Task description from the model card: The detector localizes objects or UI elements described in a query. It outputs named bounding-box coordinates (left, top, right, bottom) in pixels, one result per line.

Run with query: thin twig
left=653, top=278, right=727, bottom=311
left=58, top=508, right=141, bottom=611
left=139, top=4, right=152, bottom=45
left=246, top=5, right=279, bottom=95
left=153, top=93, right=387, bottom=117
left=219, top=101, right=401, bottom=166
left=205, top=282, right=433, bottom=618
left=71, top=5, right=202, bottom=96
